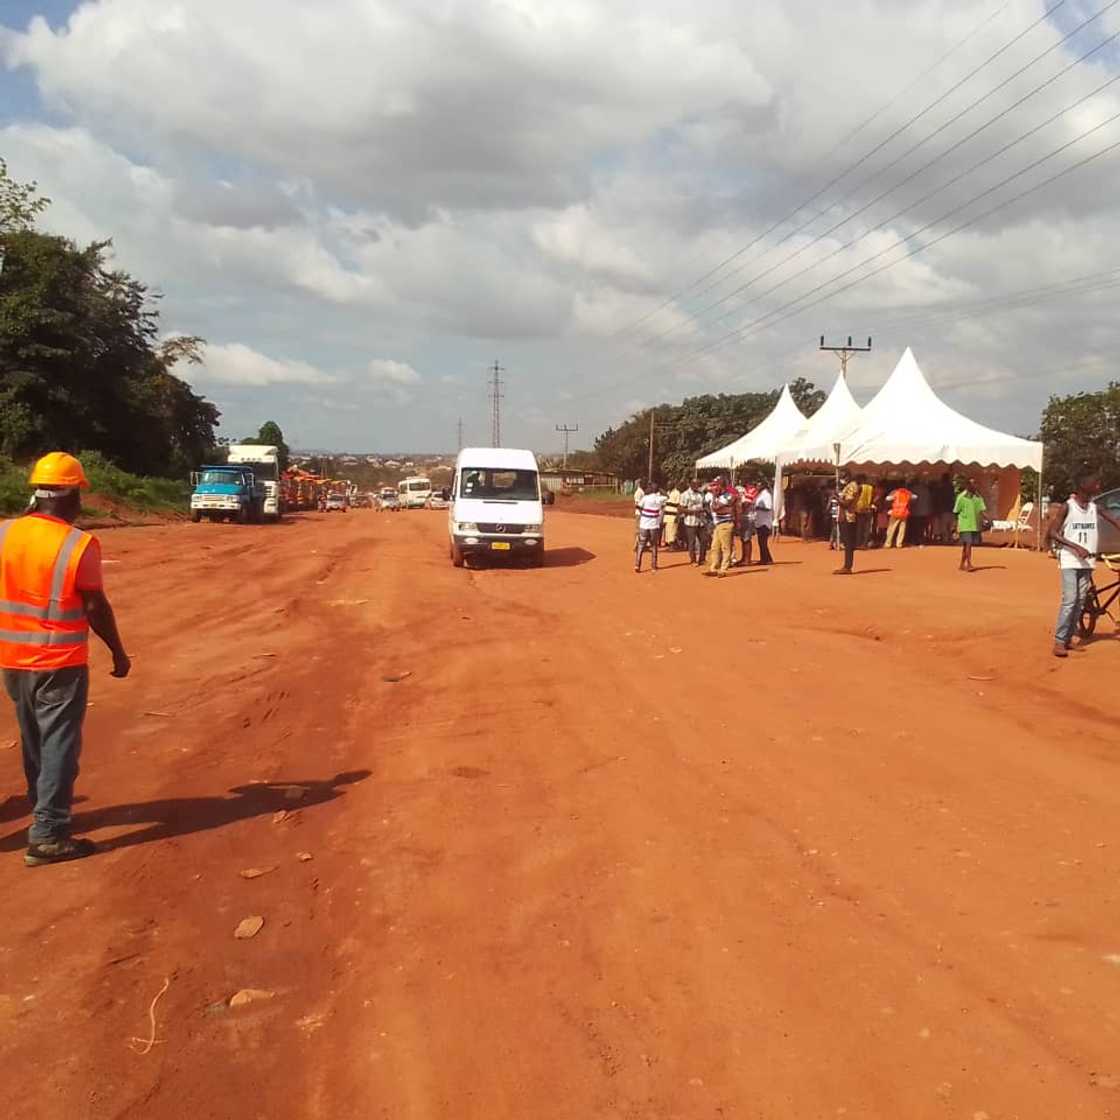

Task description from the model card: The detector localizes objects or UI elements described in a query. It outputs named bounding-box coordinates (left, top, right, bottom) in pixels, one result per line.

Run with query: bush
left=0, top=456, right=27, bottom=515
left=77, top=451, right=189, bottom=511
left=0, top=452, right=188, bottom=516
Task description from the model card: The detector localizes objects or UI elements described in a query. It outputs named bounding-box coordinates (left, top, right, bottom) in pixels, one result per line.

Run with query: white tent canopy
left=833, top=348, right=1043, bottom=470
left=695, top=384, right=806, bottom=471
left=777, top=372, right=863, bottom=467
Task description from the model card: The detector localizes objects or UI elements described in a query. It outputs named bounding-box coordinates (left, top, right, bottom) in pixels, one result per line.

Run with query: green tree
left=593, top=377, right=825, bottom=484
left=1038, top=383, right=1120, bottom=498
left=0, top=158, right=50, bottom=233
left=0, top=227, right=220, bottom=473
left=242, top=420, right=290, bottom=470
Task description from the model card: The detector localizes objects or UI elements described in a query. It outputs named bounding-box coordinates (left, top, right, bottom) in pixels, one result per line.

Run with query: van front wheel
left=451, top=540, right=465, bottom=568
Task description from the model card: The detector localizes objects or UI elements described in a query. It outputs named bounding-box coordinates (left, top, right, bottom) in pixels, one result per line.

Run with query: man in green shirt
left=953, top=478, right=986, bottom=573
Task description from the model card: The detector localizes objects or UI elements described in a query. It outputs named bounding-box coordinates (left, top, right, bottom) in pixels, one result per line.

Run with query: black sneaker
left=25, top=837, right=97, bottom=867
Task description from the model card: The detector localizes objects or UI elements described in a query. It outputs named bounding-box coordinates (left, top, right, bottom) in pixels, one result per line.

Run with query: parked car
left=325, top=493, right=348, bottom=512
left=380, top=493, right=401, bottom=512
left=427, top=493, right=449, bottom=510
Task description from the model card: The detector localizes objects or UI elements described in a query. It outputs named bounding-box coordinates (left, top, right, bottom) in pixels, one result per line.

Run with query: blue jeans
left=3, top=666, right=89, bottom=843
left=1055, top=569, right=1092, bottom=645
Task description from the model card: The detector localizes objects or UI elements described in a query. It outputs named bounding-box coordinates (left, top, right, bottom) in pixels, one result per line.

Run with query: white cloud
left=2, top=0, right=1120, bottom=451
left=190, top=342, right=338, bottom=387
left=366, top=359, right=421, bottom=387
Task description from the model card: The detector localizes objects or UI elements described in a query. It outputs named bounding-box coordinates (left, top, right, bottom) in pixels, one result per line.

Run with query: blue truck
left=189, top=465, right=264, bottom=523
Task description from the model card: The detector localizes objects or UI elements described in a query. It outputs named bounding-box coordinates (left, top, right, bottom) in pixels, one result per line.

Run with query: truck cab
left=227, top=444, right=282, bottom=521
left=449, top=448, right=544, bottom=567
left=190, top=466, right=262, bottom=522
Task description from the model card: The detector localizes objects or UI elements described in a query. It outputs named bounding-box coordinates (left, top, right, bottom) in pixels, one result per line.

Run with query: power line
left=649, top=1, right=1120, bottom=344
left=703, top=64, right=1120, bottom=339
left=616, top=0, right=1065, bottom=341
left=694, top=117, right=1120, bottom=358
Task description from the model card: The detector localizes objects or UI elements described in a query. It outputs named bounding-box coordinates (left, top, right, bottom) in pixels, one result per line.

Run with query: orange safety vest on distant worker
left=890, top=488, right=914, bottom=520
left=0, top=516, right=92, bottom=670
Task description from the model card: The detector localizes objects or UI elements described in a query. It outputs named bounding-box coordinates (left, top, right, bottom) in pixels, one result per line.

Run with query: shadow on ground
left=0, top=771, right=371, bottom=854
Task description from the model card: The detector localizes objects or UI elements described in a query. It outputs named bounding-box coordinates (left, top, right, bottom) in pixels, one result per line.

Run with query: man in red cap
left=0, top=453, right=130, bottom=866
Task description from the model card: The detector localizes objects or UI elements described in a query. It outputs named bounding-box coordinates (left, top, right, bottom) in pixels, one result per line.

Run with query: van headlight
left=456, top=522, right=478, bottom=533
left=523, top=524, right=542, bottom=533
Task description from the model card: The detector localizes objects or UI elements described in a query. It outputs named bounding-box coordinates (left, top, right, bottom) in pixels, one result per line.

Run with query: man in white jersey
left=635, top=482, right=667, bottom=573
left=1046, top=472, right=1120, bottom=657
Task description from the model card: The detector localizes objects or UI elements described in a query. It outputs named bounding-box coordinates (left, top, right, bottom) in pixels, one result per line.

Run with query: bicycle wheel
left=1079, top=591, right=1100, bottom=639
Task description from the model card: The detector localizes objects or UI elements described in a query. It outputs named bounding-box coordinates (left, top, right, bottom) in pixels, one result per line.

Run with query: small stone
left=973, top=1111, right=991, bottom=1120
left=271, top=810, right=289, bottom=825
left=2, top=739, right=16, bottom=751
left=935, top=1081, right=953, bottom=1100
left=918, top=1027, right=931, bottom=1040
left=296, top=851, right=313, bottom=862
left=229, top=988, right=275, bottom=1008
left=239, top=866, right=277, bottom=880
left=234, top=916, right=265, bottom=940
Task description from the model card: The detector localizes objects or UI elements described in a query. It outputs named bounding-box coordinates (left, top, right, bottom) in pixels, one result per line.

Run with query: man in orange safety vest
left=1, top=453, right=130, bottom=866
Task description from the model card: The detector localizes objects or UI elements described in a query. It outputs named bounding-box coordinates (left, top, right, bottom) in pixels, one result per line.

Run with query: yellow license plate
left=491, top=541, right=511, bottom=551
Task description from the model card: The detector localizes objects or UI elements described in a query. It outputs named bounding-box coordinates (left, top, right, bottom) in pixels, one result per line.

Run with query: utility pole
left=647, top=409, right=656, bottom=484
left=555, top=423, right=579, bottom=469
left=820, top=336, right=871, bottom=492
left=456, top=416, right=463, bottom=452
left=819, top=334, right=872, bottom=379
left=488, top=360, right=504, bottom=447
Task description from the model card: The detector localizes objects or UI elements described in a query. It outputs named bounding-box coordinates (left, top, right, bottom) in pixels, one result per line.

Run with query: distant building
left=539, top=468, right=619, bottom=493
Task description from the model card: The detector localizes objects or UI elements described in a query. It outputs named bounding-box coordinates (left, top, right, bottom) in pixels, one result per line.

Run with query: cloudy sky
left=2, top=0, right=1119, bottom=453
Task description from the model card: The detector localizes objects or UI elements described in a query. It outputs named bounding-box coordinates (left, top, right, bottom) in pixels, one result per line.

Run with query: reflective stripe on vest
left=0, top=628, right=88, bottom=645
left=0, top=518, right=91, bottom=669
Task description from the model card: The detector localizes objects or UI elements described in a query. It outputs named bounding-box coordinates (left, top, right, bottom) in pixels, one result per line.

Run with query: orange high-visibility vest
left=0, top=515, right=92, bottom=670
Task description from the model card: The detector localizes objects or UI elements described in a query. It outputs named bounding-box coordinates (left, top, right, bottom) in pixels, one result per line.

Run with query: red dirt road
left=1, top=510, right=1118, bottom=1119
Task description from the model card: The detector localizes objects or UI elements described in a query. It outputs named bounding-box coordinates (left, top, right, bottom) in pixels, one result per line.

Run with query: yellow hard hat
left=28, top=452, right=90, bottom=490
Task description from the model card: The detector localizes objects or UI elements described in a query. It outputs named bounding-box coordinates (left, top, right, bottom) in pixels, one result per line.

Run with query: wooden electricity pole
left=819, top=334, right=872, bottom=379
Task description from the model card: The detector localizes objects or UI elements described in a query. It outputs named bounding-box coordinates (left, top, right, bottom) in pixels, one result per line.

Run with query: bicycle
left=1078, top=554, right=1120, bottom=638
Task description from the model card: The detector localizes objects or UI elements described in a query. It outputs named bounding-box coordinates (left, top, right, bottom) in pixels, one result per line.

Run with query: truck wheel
left=451, top=541, right=465, bottom=568
left=190, top=511, right=202, bottom=523
left=236, top=507, right=249, bottom=525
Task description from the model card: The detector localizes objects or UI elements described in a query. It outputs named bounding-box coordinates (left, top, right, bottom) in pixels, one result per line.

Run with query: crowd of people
left=628, top=464, right=1120, bottom=660
left=785, top=471, right=971, bottom=551
left=632, top=476, right=775, bottom=575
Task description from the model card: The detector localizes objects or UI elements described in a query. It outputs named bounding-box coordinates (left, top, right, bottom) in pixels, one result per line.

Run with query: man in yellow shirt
left=855, top=474, right=874, bottom=548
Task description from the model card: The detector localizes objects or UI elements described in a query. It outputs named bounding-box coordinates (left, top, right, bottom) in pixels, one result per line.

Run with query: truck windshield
left=459, top=468, right=539, bottom=501
left=199, top=470, right=243, bottom=484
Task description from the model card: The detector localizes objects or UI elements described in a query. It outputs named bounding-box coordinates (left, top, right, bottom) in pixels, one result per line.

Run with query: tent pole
left=1036, top=450, right=1044, bottom=553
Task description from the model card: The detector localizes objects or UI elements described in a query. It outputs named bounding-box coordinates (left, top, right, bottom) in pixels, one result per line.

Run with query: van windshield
left=458, top=468, right=539, bottom=501
left=408, top=480, right=431, bottom=491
